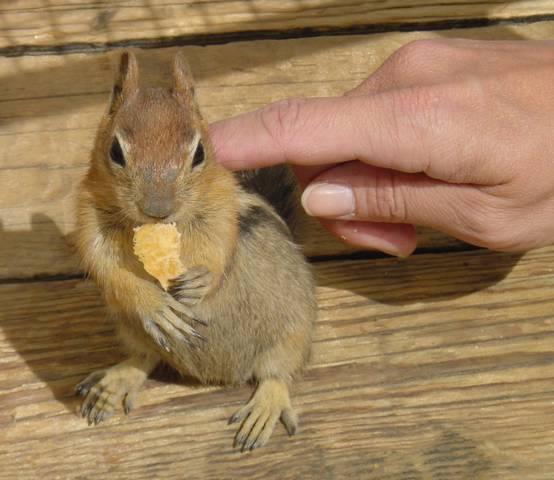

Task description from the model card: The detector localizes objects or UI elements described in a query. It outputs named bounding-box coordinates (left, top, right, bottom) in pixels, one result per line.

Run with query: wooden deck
left=2, top=2, right=554, bottom=479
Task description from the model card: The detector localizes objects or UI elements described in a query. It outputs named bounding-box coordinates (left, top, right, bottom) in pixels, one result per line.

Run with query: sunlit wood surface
left=1, top=2, right=554, bottom=479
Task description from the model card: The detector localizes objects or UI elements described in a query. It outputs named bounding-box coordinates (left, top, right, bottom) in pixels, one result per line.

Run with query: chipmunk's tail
left=235, top=166, right=301, bottom=236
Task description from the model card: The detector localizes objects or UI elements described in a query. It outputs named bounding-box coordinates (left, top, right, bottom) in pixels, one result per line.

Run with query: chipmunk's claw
left=192, top=330, right=206, bottom=342
left=190, top=315, right=208, bottom=327
left=166, top=295, right=207, bottom=327
left=230, top=379, right=298, bottom=452
left=75, top=383, right=87, bottom=397
left=146, top=306, right=205, bottom=350
left=123, top=393, right=135, bottom=415
left=282, top=408, right=298, bottom=436
left=76, top=365, right=144, bottom=426
left=169, top=266, right=213, bottom=307
left=144, top=318, right=173, bottom=351
left=75, top=370, right=105, bottom=398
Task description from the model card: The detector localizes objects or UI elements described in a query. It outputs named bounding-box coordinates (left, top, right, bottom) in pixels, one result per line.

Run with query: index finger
left=209, top=94, right=442, bottom=175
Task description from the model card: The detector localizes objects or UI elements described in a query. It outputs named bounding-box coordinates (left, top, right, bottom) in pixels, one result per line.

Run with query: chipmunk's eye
left=192, top=141, right=204, bottom=169
left=110, top=137, right=125, bottom=167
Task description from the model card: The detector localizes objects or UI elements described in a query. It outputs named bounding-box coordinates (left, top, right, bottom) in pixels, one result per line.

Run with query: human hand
left=210, top=39, right=554, bottom=256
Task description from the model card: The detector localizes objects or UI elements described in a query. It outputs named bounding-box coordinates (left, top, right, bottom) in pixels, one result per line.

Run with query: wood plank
left=1, top=0, right=554, bottom=49
left=3, top=21, right=554, bottom=278
left=2, top=247, right=554, bottom=478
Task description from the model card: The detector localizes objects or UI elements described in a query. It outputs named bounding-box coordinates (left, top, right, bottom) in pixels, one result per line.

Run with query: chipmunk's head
left=94, top=51, right=213, bottom=225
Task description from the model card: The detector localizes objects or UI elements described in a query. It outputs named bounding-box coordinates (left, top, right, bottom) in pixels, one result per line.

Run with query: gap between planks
left=0, top=243, right=481, bottom=287
left=1, top=13, right=554, bottom=58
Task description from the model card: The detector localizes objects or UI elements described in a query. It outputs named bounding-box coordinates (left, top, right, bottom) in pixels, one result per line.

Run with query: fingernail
left=301, top=183, right=355, bottom=218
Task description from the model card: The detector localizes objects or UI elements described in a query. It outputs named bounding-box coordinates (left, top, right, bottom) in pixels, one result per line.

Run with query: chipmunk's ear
left=172, top=52, right=196, bottom=102
left=109, top=51, right=139, bottom=114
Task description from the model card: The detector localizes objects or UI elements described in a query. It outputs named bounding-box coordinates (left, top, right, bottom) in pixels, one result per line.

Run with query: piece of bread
left=133, top=223, right=185, bottom=290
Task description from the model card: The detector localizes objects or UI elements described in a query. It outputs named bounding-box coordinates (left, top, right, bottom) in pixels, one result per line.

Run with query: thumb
left=301, top=161, right=483, bottom=242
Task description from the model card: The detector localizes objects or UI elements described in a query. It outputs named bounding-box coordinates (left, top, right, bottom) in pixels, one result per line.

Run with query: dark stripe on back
left=238, top=205, right=291, bottom=239
left=234, top=165, right=298, bottom=229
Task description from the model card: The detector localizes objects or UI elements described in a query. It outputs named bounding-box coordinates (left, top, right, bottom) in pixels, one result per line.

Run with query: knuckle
left=396, top=81, right=485, bottom=181
left=396, top=85, right=443, bottom=122
left=382, top=86, right=445, bottom=170
left=393, top=39, right=431, bottom=63
left=383, top=82, right=444, bottom=131
left=395, top=39, right=458, bottom=65
left=391, top=39, right=443, bottom=72
left=361, top=40, right=450, bottom=93
left=259, top=97, right=307, bottom=159
left=388, top=39, right=468, bottom=83
left=361, top=169, right=408, bottom=223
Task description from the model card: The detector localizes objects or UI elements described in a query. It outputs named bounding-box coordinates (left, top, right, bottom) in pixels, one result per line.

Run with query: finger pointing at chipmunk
left=211, top=39, right=554, bottom=256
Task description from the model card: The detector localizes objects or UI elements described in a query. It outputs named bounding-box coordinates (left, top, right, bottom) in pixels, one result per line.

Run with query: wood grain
left=1, top=0, right=554, bottom=49
left=3, top=2, right=554, bottom=479
left=2, top=247, right=554, bottom=479
left=3, top=20, right=554, bottom=279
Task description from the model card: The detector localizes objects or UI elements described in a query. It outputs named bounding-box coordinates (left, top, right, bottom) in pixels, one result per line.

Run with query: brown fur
left=75, top=51, right=317, bottom=451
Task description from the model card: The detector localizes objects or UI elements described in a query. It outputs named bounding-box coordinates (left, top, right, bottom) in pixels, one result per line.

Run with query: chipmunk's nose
left=138, top=194, right=175, bottom=219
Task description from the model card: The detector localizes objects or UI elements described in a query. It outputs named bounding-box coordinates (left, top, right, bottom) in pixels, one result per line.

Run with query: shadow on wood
left=0, top=19, right=532, bottom=133
left=0, top=214, right=222, bottom=414
left=0, top=213, right=523, bottom=416
left=3, top=241, right=554, bottom=478
left=0, top=214, right=79, bottom=279
left=0, top=35, right=366, bottom=127
left=0, top=284, right=113, bottom=415
left=315, top=249, right=523, bottom=305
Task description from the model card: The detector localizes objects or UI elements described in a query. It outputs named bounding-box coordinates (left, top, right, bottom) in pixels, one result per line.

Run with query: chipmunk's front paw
left=169, top=266, right=213, bottom=306
left=143, top=291, right=206, bottom=352
left=229, top=379, right=298, bottom=452
left=75, top=367, right=141, bottom=425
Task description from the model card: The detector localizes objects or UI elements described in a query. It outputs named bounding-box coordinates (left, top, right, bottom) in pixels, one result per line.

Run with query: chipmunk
left=74, top=50, right=317, bottom=451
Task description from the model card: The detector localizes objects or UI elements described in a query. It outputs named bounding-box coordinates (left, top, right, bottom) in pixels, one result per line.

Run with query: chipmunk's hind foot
left=75, top=356, right=153, bottom=425
left=230, top=378, right=298, bottom=452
